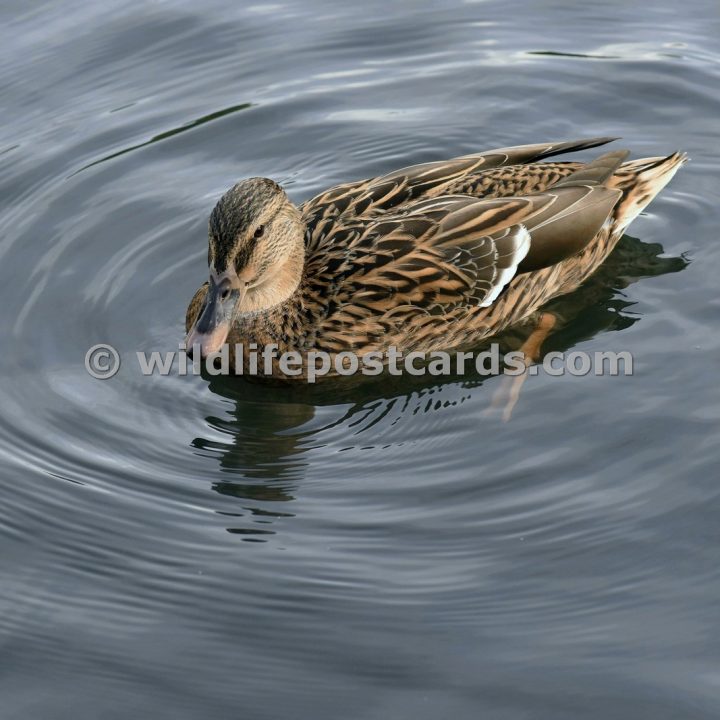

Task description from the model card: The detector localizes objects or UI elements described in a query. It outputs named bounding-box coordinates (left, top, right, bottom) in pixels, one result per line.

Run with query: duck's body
left=185, top=137, right=685, bottom=376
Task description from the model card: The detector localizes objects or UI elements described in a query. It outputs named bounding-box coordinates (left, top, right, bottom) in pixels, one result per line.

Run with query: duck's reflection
left=192, top=235, right=687, bottom=539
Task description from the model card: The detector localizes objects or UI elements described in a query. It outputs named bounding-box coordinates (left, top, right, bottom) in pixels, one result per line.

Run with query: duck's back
left=300, top=137, right=615, bottom=236
left=290, top=137, right=684, bottom=356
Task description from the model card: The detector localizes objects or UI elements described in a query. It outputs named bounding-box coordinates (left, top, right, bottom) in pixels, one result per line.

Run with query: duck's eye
left=254, top=225, right=265, bottom=239
left=220, top=287, right=230, bottom=301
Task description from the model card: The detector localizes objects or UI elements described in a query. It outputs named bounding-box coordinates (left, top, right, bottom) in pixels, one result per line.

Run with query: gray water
left=1, top=1, right=719, bottom=718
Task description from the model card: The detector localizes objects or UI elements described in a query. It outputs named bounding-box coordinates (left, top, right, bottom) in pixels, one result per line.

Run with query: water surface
left=1, top=1, right=719, bottom=718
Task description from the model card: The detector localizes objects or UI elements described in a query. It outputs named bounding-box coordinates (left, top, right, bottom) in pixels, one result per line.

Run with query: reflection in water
left=193, top=234, right=688, bottom=536
left=191, top=394, right=308, bottom=540
left=72, top=102, right=253, bottom=175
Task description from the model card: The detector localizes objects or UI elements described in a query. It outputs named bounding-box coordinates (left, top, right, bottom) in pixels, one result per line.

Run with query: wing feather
left=304, top=195, right=543, bottom=328
left=298, top=140, right=627, bottom=351
left=300, top=137, right=618, bottom=234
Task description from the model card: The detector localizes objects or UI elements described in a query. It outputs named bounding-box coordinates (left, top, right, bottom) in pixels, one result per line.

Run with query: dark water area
left=1, top=1, right=719, bottom=718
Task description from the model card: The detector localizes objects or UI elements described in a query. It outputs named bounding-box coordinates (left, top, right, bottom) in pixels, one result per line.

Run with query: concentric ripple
left=1, top=0, right=719, bottom=717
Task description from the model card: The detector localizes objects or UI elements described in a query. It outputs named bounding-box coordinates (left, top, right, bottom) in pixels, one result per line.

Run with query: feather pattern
left=185, top=137, right=686, bottom=373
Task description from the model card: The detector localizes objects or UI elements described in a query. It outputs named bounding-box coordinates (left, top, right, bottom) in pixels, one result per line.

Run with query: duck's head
left=185, top=177, right=305, bottom=356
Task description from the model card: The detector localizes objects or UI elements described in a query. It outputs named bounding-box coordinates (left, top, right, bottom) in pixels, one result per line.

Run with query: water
left=1, top=1, right=719, bottom=717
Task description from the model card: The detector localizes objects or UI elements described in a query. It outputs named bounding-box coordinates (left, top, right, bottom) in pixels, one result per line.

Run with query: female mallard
left=185, top=137, right=684, bottom=377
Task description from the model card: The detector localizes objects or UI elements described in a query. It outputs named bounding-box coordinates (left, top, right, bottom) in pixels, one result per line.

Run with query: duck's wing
left=301, top=136, right=618, bottom=247
left=304, top=151, right=627, bottom=347
left=303, top=197, right=536, bottom=351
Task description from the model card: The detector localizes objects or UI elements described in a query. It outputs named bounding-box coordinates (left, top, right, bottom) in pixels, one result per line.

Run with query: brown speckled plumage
left=185, top=137, right=686, bottom=377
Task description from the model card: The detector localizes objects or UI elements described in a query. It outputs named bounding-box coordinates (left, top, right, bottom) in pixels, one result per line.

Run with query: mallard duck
left=185, top=137, right=685, bottom=377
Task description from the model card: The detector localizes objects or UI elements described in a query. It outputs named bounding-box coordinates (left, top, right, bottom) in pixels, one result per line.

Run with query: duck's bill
left=185, top=281, right=243, bottom=358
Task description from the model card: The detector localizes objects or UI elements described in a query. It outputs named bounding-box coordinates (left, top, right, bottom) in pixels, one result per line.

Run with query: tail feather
left=609, top=152, right=688, bottom=234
